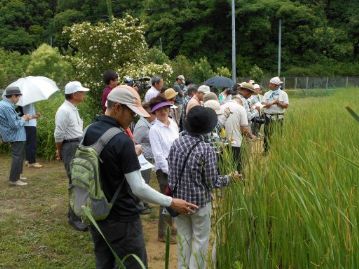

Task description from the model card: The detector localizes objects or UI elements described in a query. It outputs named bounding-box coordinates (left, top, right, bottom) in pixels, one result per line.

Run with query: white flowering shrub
left=65, top=15, right=173, bottom=108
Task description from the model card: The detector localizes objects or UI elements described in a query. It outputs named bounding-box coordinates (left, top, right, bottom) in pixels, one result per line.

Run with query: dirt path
left=0, top=154, right=177, bottom=268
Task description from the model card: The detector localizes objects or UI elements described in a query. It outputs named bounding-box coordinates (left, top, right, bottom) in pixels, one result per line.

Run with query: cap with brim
left=151, top=101, right=172, bottom=113
left=240, top=82, right=255, bottom=92
left=185, top=106, right=218, bottom=135
left=107, top=85, right=150, bottom=117
left=198, top=85, right=210, bottom=94
left=5, top=86, right=22, bottom=96
left=204, top=100, right=223, bottom=115
left=64, top=81, right=90, bottom=94
left=164, top=88, right=178, bottom=100
left=269, top=76, right=283, bottom=85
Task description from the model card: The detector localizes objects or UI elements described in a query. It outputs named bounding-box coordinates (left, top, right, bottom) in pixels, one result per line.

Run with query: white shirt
left=149, top=118, right=179, bottom=174
left=219, top=100, right=248, bottom=147
left=144, top=86, right=160, bottom=103
left=23, top=104, right=37, bottom=127
left=54, top=100, right=84, bottom=143
left=262, top=89, right=289, bottom=115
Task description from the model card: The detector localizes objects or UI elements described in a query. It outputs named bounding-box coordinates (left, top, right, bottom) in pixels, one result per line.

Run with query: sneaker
left=68, top=219, right=88, bottom=232
left=9, top=180, right=28, bottom=186
left=28, top=163, right=43, bottom=168
left=20, top=175, right=27, bottom=180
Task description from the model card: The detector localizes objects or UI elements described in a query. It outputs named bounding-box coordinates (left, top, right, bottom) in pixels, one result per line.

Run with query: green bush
left=26, top=44, right=74, bottom=88
left=170, top=55, right=194, bottom=83
left=249, top=65, right=264, bottom=83
left=215, top=66, right=232, bottom=78
left=192, top=57, right=215, bottom=84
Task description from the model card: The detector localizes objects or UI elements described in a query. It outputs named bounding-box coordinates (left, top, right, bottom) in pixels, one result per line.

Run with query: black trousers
left=9, top=141, right=25, bottom=182
left=25, top=126, right=37, bottom=163
left=264, top=116, right=284, bottom=153
left=232, top=146, right=242, bottom=173
left=90, top=217, right=148, bottom=269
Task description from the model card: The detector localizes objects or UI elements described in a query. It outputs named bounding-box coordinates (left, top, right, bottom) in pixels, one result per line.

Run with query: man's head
left=253, top=84, right=262, bottom=95
left=4, top=86, right=22, bottom=104
left=106, top=85, right=149, bottom=128
left=238, top=82, right=255, bottom=99
left=176, top=75, right=185, bottom=85
left=196, top=85, right=210, bottom=101
left=268, top=76, right=283, bottom=90
left=151, top=76, right=164, bottom=91
left=64, top=81, right=90, bottom=104
left=103, top=70, right=119, bottom=89
left=187, top=84, right=198, bottom=97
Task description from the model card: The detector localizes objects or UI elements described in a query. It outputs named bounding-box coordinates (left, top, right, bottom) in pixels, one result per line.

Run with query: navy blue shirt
left=83, top=115, right=141, bottom=222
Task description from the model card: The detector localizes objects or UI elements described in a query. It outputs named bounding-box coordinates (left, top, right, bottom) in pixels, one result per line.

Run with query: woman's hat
left=164, top=88, right=178, bottom=100
left=150, top=101, right=172, bottom=113
left=204, top=100, right=223, bottom=115
left=185, top=106, right=218, bottom=135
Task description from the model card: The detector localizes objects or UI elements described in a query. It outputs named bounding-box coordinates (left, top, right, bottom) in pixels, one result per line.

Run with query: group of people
left=0, top=71, right=289, bottom=269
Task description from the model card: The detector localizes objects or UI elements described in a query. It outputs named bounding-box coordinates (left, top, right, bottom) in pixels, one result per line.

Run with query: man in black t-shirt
left=84, top=85, right=198, bottom=269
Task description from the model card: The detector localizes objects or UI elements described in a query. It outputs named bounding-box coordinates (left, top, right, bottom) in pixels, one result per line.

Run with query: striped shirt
left=168, top=132, right=229, bottom=208
left=0, top=99, right=26, bottom=142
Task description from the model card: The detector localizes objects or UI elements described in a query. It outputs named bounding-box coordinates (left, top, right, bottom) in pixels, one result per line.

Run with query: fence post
left=326, top=77, right=329, bottom=89
left=283, top=77, right=286, bottom=89
left=346, top=76, right=349, bottom=88
left=306, top=77, right=309, bottom=90
left=294, top=77, right=297, bottom=90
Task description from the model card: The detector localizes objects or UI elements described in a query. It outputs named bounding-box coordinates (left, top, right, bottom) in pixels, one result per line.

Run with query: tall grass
left=215, top=89, right=359, bottom=268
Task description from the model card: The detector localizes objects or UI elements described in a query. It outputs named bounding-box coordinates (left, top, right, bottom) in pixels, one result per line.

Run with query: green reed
left=214, top=88, right=359, bottom=268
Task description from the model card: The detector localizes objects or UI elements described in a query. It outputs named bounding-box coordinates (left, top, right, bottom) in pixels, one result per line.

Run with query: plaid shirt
left=168, top=132, right=229, bottom=208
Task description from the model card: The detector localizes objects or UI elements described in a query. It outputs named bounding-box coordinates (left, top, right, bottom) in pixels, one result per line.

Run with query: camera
left=133, top=77, right=151, bottom=94
left=123, top=76, right=151, bottom=94
left=252, top=116, right=265, bottom=124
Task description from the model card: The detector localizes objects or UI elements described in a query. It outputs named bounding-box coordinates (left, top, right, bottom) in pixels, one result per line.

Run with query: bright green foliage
left=26, top=44, right=74, bottom=87
left=215, top=89, right=359, bottom=268
left=249, top=65, right=264, bottom=83
left=192, top=57, right=215, bottom=84
left=215, top=66, right=232, bottom=78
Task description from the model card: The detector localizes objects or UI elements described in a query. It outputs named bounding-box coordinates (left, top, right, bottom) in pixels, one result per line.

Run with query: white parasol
left=6, top=76, right=60, bottom=106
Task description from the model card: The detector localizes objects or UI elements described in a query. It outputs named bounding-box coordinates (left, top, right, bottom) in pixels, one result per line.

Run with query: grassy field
left=215, top=88, right=359, bottom=268
left=1, top=88, right=358, bottom=268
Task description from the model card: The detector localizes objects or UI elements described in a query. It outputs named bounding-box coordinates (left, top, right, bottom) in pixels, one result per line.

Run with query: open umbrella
left=6, top=76, right=59, bottom=106
left=203, top=76, right=234, bottom=88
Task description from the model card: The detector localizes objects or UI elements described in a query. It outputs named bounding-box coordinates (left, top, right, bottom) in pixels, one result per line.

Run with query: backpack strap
left=91, top=127, right=123, bottom=155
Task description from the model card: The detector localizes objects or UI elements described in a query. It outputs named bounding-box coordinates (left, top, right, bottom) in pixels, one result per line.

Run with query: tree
left=65, top=15, right=173, bottom=109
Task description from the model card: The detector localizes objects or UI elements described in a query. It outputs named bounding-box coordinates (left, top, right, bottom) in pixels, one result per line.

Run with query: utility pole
left=278, top=19, right=282, bottom=76
left=106, top=0, right=114, bottom=22
left=231, top=0, right=236, bottom=83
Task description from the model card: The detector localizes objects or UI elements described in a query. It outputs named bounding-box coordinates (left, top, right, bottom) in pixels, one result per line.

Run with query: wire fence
left=238, top=76, right=359, bottom=89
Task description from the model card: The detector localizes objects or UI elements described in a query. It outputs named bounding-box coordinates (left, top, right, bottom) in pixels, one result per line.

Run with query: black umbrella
left=203, top=76, right=234, bottom=88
